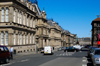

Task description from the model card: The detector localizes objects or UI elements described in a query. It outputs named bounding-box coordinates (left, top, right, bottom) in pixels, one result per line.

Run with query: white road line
left=82, top=64, right=87, bottom=66
left=83, top=57, right=86, bottom=58
left=82, top=60, right=87, bottom=62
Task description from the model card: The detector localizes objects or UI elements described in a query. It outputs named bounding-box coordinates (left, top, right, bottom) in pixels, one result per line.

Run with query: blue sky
left=29, top=0, right=100, bottom=38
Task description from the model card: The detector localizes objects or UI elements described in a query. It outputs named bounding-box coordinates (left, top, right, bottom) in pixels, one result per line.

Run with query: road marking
left=83, top=57, right=86, bottom=58
left=82, top=64, right=87, bottom=66
left=82, top=60, right=87, bottom=62
left=18, top=59, right=29, bottom=62
left=0, top=62, right=15, bottom=66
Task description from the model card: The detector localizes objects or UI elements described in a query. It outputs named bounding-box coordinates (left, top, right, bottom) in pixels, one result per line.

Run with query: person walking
left=10, top=46, right=13, bottom=60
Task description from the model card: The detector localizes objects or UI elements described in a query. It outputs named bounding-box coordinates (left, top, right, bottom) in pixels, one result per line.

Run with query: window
left=17, top=11, right=19, bottom=23
left=20, top=12, right=21, bottom=24
left=30, top=18, right=32, bottom=27
left=23, top=14, right=25, bottom=25
left=5, top=31, right=8, bottom=45
left=33, top=20, right=35, bottom=28
left=30, top=35, right=31, bottom=44
left=13, top=33, right=15, bottom=45
left=27, top=16, right=28, bottom=26
left=27, top=35, right=28, bottom=44
left=98, top=23, right=100, bottom=26
left=20, top=34, right=21, bottom=45
left=13, top=8, right=15, bottom=22
left=1, top=8, right=4, bottom=22
left=18, top=34, right=19, bottom=45
left=33, top=35, right=34, bottom=44
left=1, top=31, right=4, bottom=45
left=6, top=7, right=9, bottom=22
left=23, top=35, right=25, bottom=44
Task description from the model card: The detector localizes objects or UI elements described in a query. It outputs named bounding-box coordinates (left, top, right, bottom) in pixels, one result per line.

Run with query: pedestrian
left=53, top=47, right=54, bottom=50
left=10, top=46, right=13, bottom=60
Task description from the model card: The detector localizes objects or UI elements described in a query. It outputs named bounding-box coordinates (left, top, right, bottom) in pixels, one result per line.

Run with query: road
left=0, top=48, right=93, bottom=66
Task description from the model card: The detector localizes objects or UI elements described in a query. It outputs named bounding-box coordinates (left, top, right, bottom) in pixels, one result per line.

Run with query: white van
left=73, top=45, right=82, bottom=50
left=44, top=46, right=53, bottom=55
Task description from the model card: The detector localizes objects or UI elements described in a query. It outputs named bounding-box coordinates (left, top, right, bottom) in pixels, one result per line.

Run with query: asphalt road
left=0, top=48, right=93, bottom=66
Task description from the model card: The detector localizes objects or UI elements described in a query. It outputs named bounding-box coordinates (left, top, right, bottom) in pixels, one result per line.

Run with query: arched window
left=23, top=35, right=25, bottom=44
left=27, top=16, right=28, bottom=26
left=13, top=8, right=15, bottom=22
left=30, top=35, right=31, bottom=44
left=20, top=12, right=21, bottom=24
left=13, top=32, right=15, bottom=45
left=20, top=34, right=21, bottom=45
left=5, top=31, right=8, bottom=45
left=27, top=35, right=28, bottom=44
left=1, top=31, right=4, bottom=45
left=17, top=10, right=19, bottom=23
left=30, top=18, right=31, bottom=27
left=18, top=34, right=19, bottom=45
left=1, top=8, right=4, bottom=22
left=6, top=7, right=9, bottom=22
left=23, top=14, right=25, bottom=25
left=33, top=35, right=34, bottom=44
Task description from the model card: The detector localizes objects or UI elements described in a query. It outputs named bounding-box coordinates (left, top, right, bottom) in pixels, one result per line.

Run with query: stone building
left=0, top=0, right=42, bottom=53
left=78, top=37, right=91, bottom=45
left=91, top=16, right=100, bottom=46
left=61, top=29, right=77, bottom=47
left=47, top=20, right=62, bottom=49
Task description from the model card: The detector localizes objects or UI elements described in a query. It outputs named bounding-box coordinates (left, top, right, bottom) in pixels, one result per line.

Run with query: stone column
left=25, top=13, right=27, bottom=26
left=8, top=33, right=13, bottom=46
left=15, top=9, right=17, bottom=23
left=9, top=7, right=13, bottom=22
left=21, top=12, right=23, bottom=25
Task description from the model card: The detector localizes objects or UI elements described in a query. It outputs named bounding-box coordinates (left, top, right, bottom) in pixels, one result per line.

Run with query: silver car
left=90, top=48, right=100, bottom=66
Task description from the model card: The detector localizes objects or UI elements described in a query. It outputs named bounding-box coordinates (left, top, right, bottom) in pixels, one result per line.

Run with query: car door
left=0, top=47, right=5, bottom=58
left=4, top=47, right=10, bottom=58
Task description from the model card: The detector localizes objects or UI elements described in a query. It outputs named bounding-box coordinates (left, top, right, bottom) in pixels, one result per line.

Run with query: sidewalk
left=13, top=49, right=57, bottom=58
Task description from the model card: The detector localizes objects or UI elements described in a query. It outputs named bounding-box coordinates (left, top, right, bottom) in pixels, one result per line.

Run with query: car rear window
left=95, top=50, right=100, bottom=55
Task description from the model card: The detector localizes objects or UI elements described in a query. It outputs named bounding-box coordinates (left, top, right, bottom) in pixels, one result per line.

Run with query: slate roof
left=47, top=20, right=54, bottom=26
left=93, top=18, right=100, bottom=21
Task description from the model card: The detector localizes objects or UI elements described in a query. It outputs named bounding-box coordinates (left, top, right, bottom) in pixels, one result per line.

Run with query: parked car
left=40, top=48, right=44, bottom=53
left=44, top=46, right=53, bottom=55
left=66, top=47, right=79, bottom=52
left=62, top=47, right=66, bottom=50
left=90, top=48, right=100, bottom=66
left=57, top=47, right=62, bottom=51
left=64, top=47, right=69, bottom=52
left=87, top=46, right=97, bottom=58
left=84, top=45, right=91, bottom=48
left=0, top=45, right=10, bottom=63
left=73, top=45, right=82, bottom=50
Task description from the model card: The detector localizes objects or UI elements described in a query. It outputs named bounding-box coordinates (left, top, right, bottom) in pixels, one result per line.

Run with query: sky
left=29, top=0, right=100, bottom=38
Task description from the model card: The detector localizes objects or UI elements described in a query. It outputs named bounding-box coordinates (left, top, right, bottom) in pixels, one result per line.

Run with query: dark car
left=84, top=45, right=91, bottom=48
left=64, top=47, right=69, bottom=52
left=67, top=47, right=79, bottom=52
left=0, top=45, right=10, bottom=63
left=87, top=46, right=97, bottom=58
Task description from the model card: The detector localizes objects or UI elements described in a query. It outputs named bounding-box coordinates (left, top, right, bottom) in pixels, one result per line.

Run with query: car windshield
left=95, top=50, right=100, bottom=55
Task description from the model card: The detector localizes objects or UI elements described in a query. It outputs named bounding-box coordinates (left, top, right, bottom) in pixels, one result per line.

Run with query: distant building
left=91, top=16, right=100, bottom=46
left=78, top=37, right=91, bottom=45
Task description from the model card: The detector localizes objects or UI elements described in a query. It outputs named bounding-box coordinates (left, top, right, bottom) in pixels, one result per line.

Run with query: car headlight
left=95, top=58, right=99, bottom=61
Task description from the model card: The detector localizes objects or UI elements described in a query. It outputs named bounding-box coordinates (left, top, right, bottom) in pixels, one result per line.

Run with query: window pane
left=1, top=31, right=4, bottom=45
left=5, top=31, right=8, bottom=45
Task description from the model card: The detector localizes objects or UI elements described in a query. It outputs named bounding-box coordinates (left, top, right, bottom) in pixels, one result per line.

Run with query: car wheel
left=5, top=58, right=10, bottom=63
